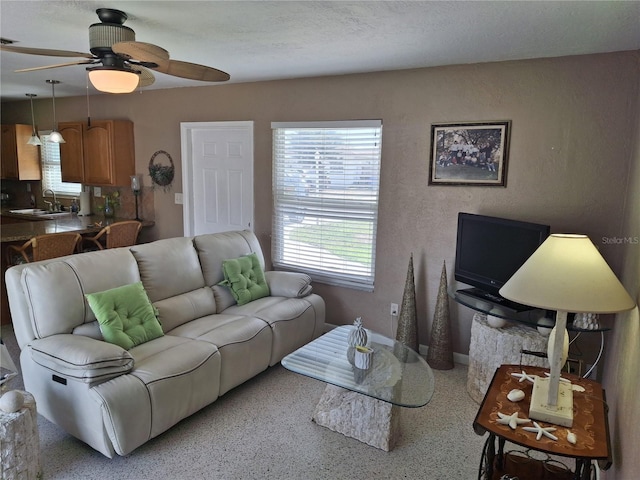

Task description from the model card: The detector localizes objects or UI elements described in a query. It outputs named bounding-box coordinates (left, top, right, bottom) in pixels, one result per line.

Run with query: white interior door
left=181, top=121, right=254, bottom=236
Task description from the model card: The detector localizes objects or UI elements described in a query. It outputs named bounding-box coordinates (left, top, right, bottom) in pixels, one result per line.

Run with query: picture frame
left=428, top=121, right=511, bottom=186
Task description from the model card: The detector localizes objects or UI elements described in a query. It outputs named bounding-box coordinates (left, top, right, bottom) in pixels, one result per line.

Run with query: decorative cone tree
left=396, top=254, right=419, bottom=353
left=427, top=261, right=454, bottom=370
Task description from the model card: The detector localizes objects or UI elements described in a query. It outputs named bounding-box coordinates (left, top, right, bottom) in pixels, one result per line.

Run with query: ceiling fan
left=0, top=8, right=230, bottom=93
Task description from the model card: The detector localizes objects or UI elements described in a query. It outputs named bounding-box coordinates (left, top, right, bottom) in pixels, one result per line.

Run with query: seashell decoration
left=507, top=389, right=525, bottom=402
left=0, top=390, right=24, bottom=413
left=567, top=431, right=577, bottom=444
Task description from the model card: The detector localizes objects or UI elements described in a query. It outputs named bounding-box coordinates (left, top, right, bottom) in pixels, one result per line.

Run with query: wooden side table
left=0, top=391, right=41, bottom=480
left=473, top=365, right=611, bottom=480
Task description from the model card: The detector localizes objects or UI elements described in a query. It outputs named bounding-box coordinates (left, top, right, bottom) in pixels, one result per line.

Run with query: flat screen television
left=454, top=212, right=550, bottom=310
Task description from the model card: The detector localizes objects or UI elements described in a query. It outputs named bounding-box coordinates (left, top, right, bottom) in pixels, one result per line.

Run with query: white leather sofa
left=5, top=230, right=325, bottom=457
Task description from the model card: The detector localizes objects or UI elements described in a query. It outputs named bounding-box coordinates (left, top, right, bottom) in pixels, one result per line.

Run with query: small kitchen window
left=40, top=132, right=82, bottom=197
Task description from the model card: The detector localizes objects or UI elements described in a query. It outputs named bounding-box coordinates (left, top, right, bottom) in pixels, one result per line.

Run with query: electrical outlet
left=390, top=303, right=399, bottom=316
left=94, top=186, right=102, bottom=197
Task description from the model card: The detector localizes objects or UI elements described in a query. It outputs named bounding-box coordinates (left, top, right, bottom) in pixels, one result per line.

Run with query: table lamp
left=499, top=234, right=635, bottom=427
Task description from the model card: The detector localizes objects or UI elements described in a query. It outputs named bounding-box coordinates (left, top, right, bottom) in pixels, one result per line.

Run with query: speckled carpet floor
left=2, top=326, right=486, bottom=480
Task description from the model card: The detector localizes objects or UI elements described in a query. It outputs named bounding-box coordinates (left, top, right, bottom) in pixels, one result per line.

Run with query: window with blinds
left=271, top=120, right=382, bottom=291
left=40, top=133, right=82, bottom=196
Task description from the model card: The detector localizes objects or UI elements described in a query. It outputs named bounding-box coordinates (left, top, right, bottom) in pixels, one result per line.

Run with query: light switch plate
left=94, top=187, right=102, bottom=197
left=175, top=193, right=183, bottom=205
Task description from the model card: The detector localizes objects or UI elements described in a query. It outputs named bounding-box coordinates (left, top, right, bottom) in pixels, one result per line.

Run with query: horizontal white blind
left=272, top=120, right=382, bottom=291
left=40, top=134, right=82, bottom=196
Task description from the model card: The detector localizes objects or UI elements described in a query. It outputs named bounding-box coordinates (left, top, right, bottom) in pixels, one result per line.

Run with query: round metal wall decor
left=149, top=150, right=175, bottom=189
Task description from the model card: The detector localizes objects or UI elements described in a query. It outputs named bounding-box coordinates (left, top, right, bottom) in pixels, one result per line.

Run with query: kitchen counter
left=1, top=213, right=155, bottom=243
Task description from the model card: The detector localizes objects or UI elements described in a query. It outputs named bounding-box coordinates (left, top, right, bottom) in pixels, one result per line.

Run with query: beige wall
left=3, top=50, right=639, bottom=475
left=601, top=67, right=640, bottom=479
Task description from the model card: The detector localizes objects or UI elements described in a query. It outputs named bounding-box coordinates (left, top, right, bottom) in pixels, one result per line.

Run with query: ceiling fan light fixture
left=88, top=67, right=139, bottom=94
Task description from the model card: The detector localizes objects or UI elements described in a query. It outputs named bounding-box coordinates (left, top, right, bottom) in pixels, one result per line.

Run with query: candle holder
left=131, top=174, right=142, bottom=221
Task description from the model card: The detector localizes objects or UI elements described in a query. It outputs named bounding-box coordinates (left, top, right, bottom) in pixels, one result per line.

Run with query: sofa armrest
left=265, top=271, right=313, bottom=298
left=29, top=334, right=134, bottom=384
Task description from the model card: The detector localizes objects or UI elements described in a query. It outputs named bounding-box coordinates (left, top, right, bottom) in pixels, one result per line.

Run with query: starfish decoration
left=496, top=412, right=531, bottom=430
left=523, top=421, right=558, bottom=441
left=510, top=370, right=536, bottom=383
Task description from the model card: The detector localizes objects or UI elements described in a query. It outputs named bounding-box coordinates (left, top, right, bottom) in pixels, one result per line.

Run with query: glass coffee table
left=281, top=325, right=435, bottom=451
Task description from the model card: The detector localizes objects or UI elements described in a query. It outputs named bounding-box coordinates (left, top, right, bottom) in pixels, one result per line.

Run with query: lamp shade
left=27, top=135, right=42, bottom=146
left=499, top=234, right=635, bottom=313
left=48, top=130, right=65, bottom=144
left=89, top=68, right=139, bottom=94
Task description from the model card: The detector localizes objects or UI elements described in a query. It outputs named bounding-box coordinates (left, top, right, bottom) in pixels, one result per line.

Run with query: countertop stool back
left=6, top=232, right=82, bottom=265
left=82, top=220, right=142, bottom=251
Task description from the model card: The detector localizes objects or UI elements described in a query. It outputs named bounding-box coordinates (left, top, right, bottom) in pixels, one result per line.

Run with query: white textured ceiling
left=1, top=0, right=639, bottom=101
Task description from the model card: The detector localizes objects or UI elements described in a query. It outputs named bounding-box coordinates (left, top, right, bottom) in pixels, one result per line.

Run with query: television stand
left=456, top=287, right=534, bottom=313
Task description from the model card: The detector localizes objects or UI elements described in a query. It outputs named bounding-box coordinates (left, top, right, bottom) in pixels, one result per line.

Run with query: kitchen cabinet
left=59, top=120, right=135, bottom=186
left=1, top=124, right=42, bottom=180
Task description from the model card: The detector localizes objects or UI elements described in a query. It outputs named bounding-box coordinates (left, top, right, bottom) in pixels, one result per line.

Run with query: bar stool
left=5, top=232, right=82, bottom=265
left=82, top=220, right=142, bottom=251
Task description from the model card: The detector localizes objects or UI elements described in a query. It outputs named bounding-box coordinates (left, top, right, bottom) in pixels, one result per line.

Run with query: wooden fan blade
left=154, top=59, right=230, bottom=82
left=0, top=44, right=93, bottom=58
left=129, top=65, right=155, bottom=87
left=112, top=41, right=169, bottom=65
left=16, top=60, right=96, bottom=72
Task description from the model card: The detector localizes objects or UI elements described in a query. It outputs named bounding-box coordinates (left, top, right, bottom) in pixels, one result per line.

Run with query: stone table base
left=0, top=391, right=40, bottom=480
left=312, top=383, right=400, bottom=451
left=467, top=313, right=549, bottom=404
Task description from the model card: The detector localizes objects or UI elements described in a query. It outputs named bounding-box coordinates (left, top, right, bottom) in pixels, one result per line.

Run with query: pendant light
left=46, top=80, right=65, bottom=144
left=25, top=93, right=42, bottom=146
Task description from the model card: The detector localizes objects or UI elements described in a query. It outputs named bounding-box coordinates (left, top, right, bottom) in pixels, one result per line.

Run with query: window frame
left=39, top=130, right=82, bottom=198
left=271, top=120, right=382, bottom=291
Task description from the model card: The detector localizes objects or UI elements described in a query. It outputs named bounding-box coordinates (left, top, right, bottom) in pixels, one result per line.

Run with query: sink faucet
left=42, top=189, right=58, bottom=212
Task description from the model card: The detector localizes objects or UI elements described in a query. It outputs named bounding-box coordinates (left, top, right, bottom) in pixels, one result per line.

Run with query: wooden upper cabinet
left=59, top=122, right=84, bottom=184
left=1, top=124, right=41, bottom=180
left=59, top=120, right=134, bottom=186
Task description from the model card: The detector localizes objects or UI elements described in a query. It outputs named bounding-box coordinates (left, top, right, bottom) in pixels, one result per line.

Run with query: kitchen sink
left=9, top=209, right=71, bottom=218
left=10, top=209, right=46, bottom=215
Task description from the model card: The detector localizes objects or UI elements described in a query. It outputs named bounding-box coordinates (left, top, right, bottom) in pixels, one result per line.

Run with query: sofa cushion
left=194, top=230, right=264, bottom=286
left=153, top=287, right=217, bottom=332
left=220, top=253, right=270, bottom=306
left=224, top=296, right=319, bottom=365
left=65, top=248, right=142, bottom=323
left=167, top=313, right=272, bottom=395
left=20, top=262, right=85, bottom=338
left=131, top=237, right=205, bottom=302
left=86, top=282, right=164, bottom=350
left=127, top=335, right=221, bottom=438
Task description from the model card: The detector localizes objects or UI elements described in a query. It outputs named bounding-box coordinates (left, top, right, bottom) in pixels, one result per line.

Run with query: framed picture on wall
left=428, top=121, right=511, bottom=186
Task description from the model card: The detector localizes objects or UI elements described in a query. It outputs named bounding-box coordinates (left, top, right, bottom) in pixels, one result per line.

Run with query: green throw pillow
left=86, top=282, right=163, bottom=350
left=220, top=253, right=270, bottom=306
